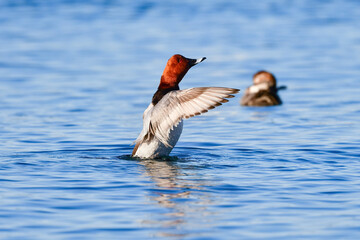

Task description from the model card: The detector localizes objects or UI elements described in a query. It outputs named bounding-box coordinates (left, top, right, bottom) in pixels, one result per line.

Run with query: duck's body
left=132, top=54, right=239, bottom=159
left=132, top=114, right=183, bottom=159
left=241, top=82, right=282, bottom=106
left=241, top=71, right=285, bottom=107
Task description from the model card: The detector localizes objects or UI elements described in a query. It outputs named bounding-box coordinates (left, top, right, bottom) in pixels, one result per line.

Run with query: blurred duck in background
left=240, top=70, right=286, bottom=106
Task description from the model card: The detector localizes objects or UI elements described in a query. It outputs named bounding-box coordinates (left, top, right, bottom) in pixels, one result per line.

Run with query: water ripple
left=1, top=1, right=360, bottom=239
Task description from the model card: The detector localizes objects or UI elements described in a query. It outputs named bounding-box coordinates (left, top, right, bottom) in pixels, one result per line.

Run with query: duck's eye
left=177, top=58, right=181, bottom=63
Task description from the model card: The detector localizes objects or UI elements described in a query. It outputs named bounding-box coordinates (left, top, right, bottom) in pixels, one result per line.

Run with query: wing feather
left=136, top=87, right=239, bottom=147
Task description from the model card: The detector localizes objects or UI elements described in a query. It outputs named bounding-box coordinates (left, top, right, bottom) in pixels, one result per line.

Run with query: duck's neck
left=152, top=84, right=179, bottom=105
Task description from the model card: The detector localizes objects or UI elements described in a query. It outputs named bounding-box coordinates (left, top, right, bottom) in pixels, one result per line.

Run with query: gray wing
left=144, top=87, right=239, bottom=146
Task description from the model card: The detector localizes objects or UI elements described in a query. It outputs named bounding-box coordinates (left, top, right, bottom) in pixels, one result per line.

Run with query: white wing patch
left=135, top=87, right=239, bottom=147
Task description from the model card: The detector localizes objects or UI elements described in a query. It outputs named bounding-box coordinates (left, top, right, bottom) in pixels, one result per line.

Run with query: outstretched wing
left=141, top=87, right=239, bottom=146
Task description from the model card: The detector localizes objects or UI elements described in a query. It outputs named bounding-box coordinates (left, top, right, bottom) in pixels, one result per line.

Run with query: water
left=1, top=0, right=360, bottom=239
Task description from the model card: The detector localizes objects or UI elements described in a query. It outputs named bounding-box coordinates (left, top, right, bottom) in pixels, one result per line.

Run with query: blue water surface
left=1, top=0, right=360, bottom=239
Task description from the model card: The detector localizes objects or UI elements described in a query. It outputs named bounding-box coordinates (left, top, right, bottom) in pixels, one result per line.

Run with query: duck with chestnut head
left=240, top=70, right=286, bottom=107
left=132, top=54, right=239, bottom=159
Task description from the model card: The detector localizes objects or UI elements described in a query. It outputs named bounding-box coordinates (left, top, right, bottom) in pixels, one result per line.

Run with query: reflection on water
left=138, top=158, right=214, bottom=237
left=249, top=110, right=273, bottom=121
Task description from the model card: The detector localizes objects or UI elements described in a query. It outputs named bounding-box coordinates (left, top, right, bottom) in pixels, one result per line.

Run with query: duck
left=240, top=70, right=286, bottom=106
left=132, top=54, right=239, bottom=159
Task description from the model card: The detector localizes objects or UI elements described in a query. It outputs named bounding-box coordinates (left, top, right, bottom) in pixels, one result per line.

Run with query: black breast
left=152, top=86, right=179, bottom=105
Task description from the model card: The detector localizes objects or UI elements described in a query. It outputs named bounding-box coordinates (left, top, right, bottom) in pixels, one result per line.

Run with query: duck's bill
left=277, top=85, right=287, bottom=91
left=188, top=57, right=206, bottom=67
